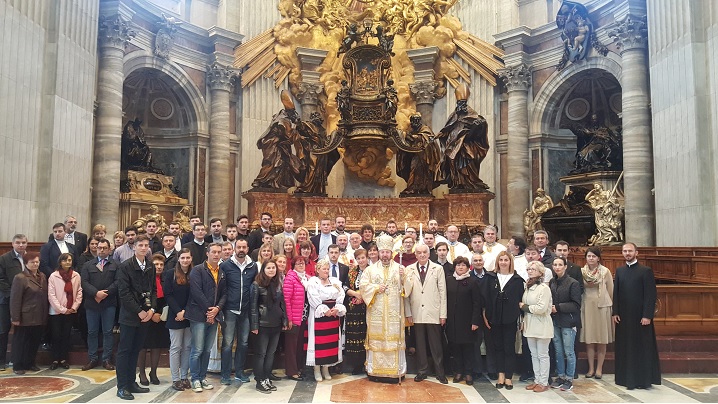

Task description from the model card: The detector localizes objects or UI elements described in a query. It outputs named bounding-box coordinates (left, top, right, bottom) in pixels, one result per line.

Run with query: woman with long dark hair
left=549, top=256, right=581, bottom=391
left=251, top=259, right=288, bottom=393
left=47, top=253, right=82, bottom=370
left=297, top=240, right=317, bottom=277
left=163, top=248, right=193, bottom=391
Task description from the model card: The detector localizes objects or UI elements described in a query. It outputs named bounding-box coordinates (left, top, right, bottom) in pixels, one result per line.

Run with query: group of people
left=0, top=213, right=661, bottom=401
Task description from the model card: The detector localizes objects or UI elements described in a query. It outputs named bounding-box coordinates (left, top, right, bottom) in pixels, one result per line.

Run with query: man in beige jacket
left=404, top=244, right=448, bottom=384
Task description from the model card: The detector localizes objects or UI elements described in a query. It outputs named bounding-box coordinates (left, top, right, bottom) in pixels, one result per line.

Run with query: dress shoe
left=138, top=378, right=149, bottom=386
left=533, top=384, right=549, bottom=392
left=505, top=383, right=514, bottom=390
left=453, top=374, right=463, bottom=383
left=149, top=372, right=160, bottom=385
left=171, top=381, right=185, bottom=391
left=181, top=379, right=192, bottom=389
left=525, top=383, right=537, bottom=390
left=128, top=383, right=150, bottom=393
left=49, top=361, right=59, bottom=370
left=14, top=370, right=26, bottom=375
left=102, top=360, right=115, bottom=370
left=268, top=373, right=281, bottom=381
left=414, top=373, right=427, bottom=382
left=437, top=376, right=448, bottom=384
left=465, top=375, right=474, bottom=386
left=116, top=388, right=135, bottom=400
left=82, top=360, right=99, bottom=371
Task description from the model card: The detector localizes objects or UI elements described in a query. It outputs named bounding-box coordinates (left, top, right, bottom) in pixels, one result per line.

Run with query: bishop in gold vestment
left=360, top=234, right=406, bottom=381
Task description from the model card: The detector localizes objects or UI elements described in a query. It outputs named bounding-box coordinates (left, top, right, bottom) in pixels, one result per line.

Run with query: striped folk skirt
left=311, top=300, right=341, bottom=366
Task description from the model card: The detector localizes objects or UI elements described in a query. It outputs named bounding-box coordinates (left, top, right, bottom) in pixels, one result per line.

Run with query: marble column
left=407, top=47, right=439, bottom=128
left=92, top=13, right=136, bottom=229
left=207, top=62, right=238, bottom=223
left=610, top=16, right=655, bottom=246
left=499, top=64, right=531, bottom=238
left=296, top=47, right=328, bottom=120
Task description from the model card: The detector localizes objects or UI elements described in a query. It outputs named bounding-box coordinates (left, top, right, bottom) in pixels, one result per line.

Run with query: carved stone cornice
left=297, top=82, right=324, bottom=106
left=608, top=15, right=648, bottom=54
left=409, top=81, right=439, bottom=105
left=98, top=14, right=136, bottom=49
left=207, top=62, right=238, bottom=92
left=498, top=64, right=532, bottom=93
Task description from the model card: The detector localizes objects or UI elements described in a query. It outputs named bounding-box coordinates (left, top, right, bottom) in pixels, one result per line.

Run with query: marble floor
left=1, top=368, right=717, bottom=403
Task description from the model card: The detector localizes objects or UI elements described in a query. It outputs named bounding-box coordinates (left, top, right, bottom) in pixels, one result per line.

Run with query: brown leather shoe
left=102, top=360, right=115, bottom=370
left=82, top=360, right=99, bottom=371
left=533, top=384, right=549, bottom=392
left=525, top=383, right=537, bottom=390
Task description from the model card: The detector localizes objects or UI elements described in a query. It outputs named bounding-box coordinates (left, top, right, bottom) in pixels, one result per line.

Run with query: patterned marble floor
left=1, top=367, right=717, bottom=403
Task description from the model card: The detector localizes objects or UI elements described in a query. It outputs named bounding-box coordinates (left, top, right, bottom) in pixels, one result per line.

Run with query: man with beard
left=436, top=83, right=490, bottom=191
left=331, top=216, right=347, bottom=237
left=359, top=234, right=406, bottom=383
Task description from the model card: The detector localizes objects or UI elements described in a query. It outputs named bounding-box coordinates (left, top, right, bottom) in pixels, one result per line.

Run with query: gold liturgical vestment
left=359, top=260, right=406, bottom=379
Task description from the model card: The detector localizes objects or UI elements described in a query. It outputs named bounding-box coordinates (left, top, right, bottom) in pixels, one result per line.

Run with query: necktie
left=449, top=244, right=456, bottom=262
left=332, top=264, right=337, bottom=278
left=99, top=258, right=106, bottom=271
left=419, top=265, right=426, bottom=284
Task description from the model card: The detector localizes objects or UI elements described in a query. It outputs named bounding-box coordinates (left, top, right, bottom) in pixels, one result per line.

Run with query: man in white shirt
left=40, top=223, right=77, bottom=278
left=481, top=225, right=506, bottom=271
left=311, top=218, right=336, bottom=261
left=508, top=235, right=528, bottom=274
left=445, top=225, right=471, bottom=263
left=168, top=221, right=183, bottom=251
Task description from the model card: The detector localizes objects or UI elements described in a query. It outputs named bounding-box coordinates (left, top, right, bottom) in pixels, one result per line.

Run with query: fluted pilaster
left=499, top=63, right=531, bottom=238
left=609, top=16, right=655, bottom=246
left=206, top=62, right=238, bottom=223
left=92, top=13, right=136, bottom=229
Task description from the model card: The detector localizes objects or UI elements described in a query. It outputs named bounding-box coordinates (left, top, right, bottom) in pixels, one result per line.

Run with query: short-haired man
left=612, top=243, right=661, bottom=390
left=427, top=219, right=448, bottom=245
left=445, top=225, right=471, bottom=263
left=384, top=220, right=399, bottom=239
left=0, top=234, right=27, bottom=370
left=115, top=235, right=156, bottom=400
left=168, top=221, right=183, bottom=251
left=326, top=244, right=349, bottom=282
left=219, top=242, right=234, bottom=263
left=181, top=216, right=203, bottom=244
left=225, top=224, right=239, bottom=250
left=335, top=235, right=353, bottom=266
left=435, top=242, right=453, bottom=277
left=404, top=244, right=448, bottom=384
left=347, top=232, right=362, bottom=257
left=205, top=218, right=227, bottom=244
left=81, top=238, right=118, bottom=371
left=183, top=223, right=208, bottom=267
left=469, top=253, right=497, bottom=380
left=272, top=217, right=295, bottom=255
left=532, top=230, right=555, bottom=267
left=482, top=225, right=507, bottom=271
left=508, top=236, right=528, bottom=275
left=331, top=216, right=347, bottom=237
left=145, top=219, right=162, bottom=253
left=161, top=233, right=179, bottom=269
left=235, top=215, right=251, bottom=243
left=248, top=213, right=273, bottom=252
left=219, top=239, right=257, bottom=385
left=41, top=223, right=78, bottom=277
left=62, top=215, right=88, bottom=257
left=423, top=233, right=438, bottom=262
left=360, top=224, right=375, bottom=249
left=186, top=243, right=226, bottom=392
left=113, top=226, right=139, bottom=264
left=311, top=218, right=336, bottom=261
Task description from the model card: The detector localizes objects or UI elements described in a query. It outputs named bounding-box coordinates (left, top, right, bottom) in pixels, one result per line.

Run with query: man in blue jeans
left=185, top=243, right=226, bottom=393
left=80, top=239, right=118, bottom=371
left=219, top=239, right=258, bottom=385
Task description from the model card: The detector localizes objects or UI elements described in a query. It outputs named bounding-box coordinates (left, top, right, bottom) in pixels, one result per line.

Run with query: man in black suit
left=435, top=242, right=453, bottom=277
left=160, top=233, right=179, bottom=270
left=205, top=218, right=228, bottom=244
left=533, top=230, right=556, bottom=267
left=422, top=233, right=438, bottom=262
left=180, top=216, right=203, bottom=245
left=40, top=223, right=78, bottom=278
left=63, top=215, right=88, bottom=257
left=115, top=235, right=156, bottom=400
left=248, top=212, right=273, bottom=252
left=183, top=223, right=208, bottom=267
left=0, top=234, right=27, bottom=370
left=311, top=218, right=336, bottom=261
left=145, top=219, right=162, bottom=253
left=326, top=244, right=349, bottom=282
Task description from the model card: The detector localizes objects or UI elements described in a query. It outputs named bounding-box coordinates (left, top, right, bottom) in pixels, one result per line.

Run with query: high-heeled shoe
left=495, top=382, right=505, bottom=389
left=149, top=371, right=160, bottom=385
left=138, top=373, right=150, bottom=386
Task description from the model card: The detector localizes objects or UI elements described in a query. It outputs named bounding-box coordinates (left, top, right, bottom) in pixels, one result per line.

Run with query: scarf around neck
left=59, top=269, right=75, bottom=309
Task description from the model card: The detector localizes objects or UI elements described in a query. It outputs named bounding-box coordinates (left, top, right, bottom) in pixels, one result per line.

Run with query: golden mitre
left=375, top=234, right=395, bottom=251
left=455, top=83, right=470, bottom=101
left=280, top=90, right=295, bottom=110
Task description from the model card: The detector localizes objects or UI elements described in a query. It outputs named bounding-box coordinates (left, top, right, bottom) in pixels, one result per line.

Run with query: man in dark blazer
left=46, top=216, right=88, bottom=256
left=145, top=219, right=163, bottom=254
left=160, top=233, right=179, bottom=270
left=248, top=212, right=273, bottom=252
left=533, top=230, right=556, bottom=268
left=182, top=223, right=208, bottom=267
left=204, top=218, right=228, bottom=244
left=180, top=216, right=203, bottom=245
left=326, top=245, right=349, bottom=282
left=311, top=218, right=336, bottom=261
left=0, top=234, right=28, bottom=370
left=80, top=238, right=118, bottom=371
left=40, top=223, right=78, bottom=278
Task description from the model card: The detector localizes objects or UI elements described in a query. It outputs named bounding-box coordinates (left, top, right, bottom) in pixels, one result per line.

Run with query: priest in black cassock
left=612, top=242, right=662, bottom=390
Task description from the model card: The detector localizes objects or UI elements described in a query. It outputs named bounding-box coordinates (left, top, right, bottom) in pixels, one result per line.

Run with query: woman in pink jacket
left=47, top=253, right=83, bottom=370
left=283, top=256, right=310, bottom=381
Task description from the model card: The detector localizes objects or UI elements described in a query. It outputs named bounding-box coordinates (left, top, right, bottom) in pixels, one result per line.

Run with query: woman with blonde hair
left=520, top=261, right=553, bottom=392
left=257, top=242, right=275, bottom=267
left=580, top=246, right=613, bottom=379
left=112, top=230, right=126, bottom=252
left=484, top=250, right=524, bottom=390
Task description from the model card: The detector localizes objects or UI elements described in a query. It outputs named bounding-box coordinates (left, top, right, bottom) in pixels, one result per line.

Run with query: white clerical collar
left=194, top=239, right=205, bottom=245
left=261, top=227, right=269, bottom=232
left=626, top=259, right=638, bottom=266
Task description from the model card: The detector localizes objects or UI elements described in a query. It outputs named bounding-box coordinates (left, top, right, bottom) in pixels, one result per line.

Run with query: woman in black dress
left=138, top=253, right=170, bottom=385
left=445, top=256, right=482, bottom=385
left=343, top=249, right=368, bottom=374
